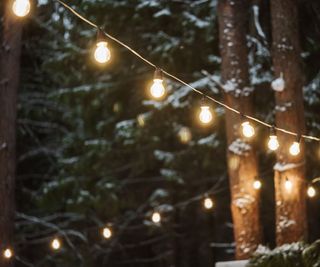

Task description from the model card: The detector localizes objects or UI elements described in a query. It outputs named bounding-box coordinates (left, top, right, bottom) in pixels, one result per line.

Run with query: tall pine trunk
left=270, top=0, right=307, bottom=245
left=218, top=0, right=262, bottom=259
left=0, top=1, right=22, bottom=265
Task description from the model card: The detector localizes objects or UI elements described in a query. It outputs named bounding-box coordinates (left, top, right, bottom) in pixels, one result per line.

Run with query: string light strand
left=55, top=0, right=320, bottom=142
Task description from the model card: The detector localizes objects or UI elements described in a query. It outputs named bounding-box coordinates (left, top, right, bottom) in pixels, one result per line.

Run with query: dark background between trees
left=1, top=0, right=320, bottom=266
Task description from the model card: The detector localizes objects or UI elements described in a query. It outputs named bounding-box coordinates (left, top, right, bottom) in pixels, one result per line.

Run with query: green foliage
left=248, top=241, right=320, bottom=267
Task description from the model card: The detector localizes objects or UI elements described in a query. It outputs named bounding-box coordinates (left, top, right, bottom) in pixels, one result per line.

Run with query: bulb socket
left=240, top=113, right=246, bottom=122
left=97, top=28, right=107, bottom=43
left=296, top=134, right=301, bottom=143
left=154, top=68, right=163, bottom=80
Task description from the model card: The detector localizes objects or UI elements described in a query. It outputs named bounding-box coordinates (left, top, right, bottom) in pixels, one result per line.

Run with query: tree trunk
left=270, top=0, right=307, bottom=245
left=0, top=1, right=22, bottom=265
left=218, top=0, right=262, bottom=259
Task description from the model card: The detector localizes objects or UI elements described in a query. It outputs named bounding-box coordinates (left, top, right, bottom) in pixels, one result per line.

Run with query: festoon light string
left=56, top=0, right=320, bottom=143
left=7, top=0, right=320, bottom=261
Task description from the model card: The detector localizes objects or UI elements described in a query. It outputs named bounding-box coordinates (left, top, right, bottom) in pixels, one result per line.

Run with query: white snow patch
left=154, top=150, right=174, bottom=163
left=273, top=162, right=303, bottom=172
left=255, top=245, right=271, bottom=255
left=150, top=189, right=169, bottom=201
left=272, top=76, right=285, bottom=92
left=115, top=119, right=135, bottom=141
left=197, top=134, right=219, bottom=147
left=228, top=139, right=251, bottom=155
left=252, top=5, right=266, bottom=39
left=233, top=195, right=255, bottom=211
left=216, top=260, right=248, bottom=267
left=153, top=8, right=171, bottom=18
left=242, top=86, right=254, bottom=97
left=275, top=102, right=292, bottom=112
left=183, top=12, right=210, bottom=28
left=278, top=216, right=296, bottom=231
left=160, top=168, right=177, bottom=178
left=222, top=80, right=237, bottom=93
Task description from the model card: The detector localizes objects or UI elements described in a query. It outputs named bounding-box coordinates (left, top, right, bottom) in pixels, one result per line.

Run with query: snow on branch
left=252, top=5, right=266, bottom=40
left=228, top=138, right=252, bottom=156
left=273, top=161, right=305, bottom=172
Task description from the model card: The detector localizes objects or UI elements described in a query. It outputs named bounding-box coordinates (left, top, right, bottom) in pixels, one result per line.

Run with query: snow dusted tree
left=270, top=0, right=307, bottom=245
left=218, top=0, right=262, bottom=259
left=0, top=0, right=22, bottom=265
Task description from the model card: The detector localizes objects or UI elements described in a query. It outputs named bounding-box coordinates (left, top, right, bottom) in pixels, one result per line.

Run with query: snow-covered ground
left=216, top=260, right=248, bottom=267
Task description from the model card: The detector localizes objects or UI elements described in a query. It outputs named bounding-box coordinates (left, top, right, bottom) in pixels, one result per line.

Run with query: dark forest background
left=2, top=0, right=320, bottom=266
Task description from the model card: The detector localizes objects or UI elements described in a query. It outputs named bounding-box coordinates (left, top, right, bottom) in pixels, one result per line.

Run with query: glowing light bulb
left=151, top=212, right=161, bottom=223
left=289, top=141, right=300, bottom=156
left=137, top=114, right=146, bottom=127
left=94, top=41, right=111, bottom=64
left=3, top=248, right=12, bottom=259
left=51, top=238, right=61, bottom=250
left=102, top=227, right=112, bottom=239
left=253, top=180, right=262, bottom=190
left=268, top=135, right=279, bottom=151
left=12, top=0, right=30, bottom=17
left=150, top=79, right=165, bottom=99
left=241, top=121, right=255, bottom=138
left=178, top=127, right=192, bottom=144
left=307, top=186, right=316, bottom=198
left=203, top=197, right=214, bottom=210
left=199, top=106, right=213, bottom=124
left=285, top=179, right=293, bottom=192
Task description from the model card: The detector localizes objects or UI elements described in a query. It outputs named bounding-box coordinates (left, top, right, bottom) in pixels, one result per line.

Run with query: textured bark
left=0, top=1, right=22, bottom=265
left=218, top=0, right=262, bottom=259
left=270, top=0, right=307, bottom=245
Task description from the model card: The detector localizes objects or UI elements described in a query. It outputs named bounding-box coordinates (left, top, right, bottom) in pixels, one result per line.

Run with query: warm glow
left=253, top=180, right=262, bottom=190
left=137, top=114, right=146, bottom=127
left=289, top=141, right=300, bottom=156
left=241, top=121, right=255, bottom=138
left=102, top=227, right=112, bottom=239
left=51, top=238, right=61, bottom=250
left=94, top=41, right=111, bottom=64
left=199, top=106, right=213, bottom=124
left=268, top=135, right=279, bottom=151
left=178, top=127, right=192, bottom=144
left=12, top=0, right=30, bottom=17
left=285, top=179, right=293, bottom=192
left=307, top=186, right=316, bottom=198
left=3, top=248, right=12, bottom=259
left=151, top=212, right=161, bottom=223
left=203, top=197, right=214, bottom=210
left=150, top=79, right=165, bottom=99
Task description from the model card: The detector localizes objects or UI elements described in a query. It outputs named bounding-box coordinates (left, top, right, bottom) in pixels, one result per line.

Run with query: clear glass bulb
left=150, top=79, right=165, bottom=99
left=3, top=248, right=12, bottom=259
left=268, top=135, right=279, bottom=151
left=289, top=141, right=300, bottom=156
left=199, top=106, right=213, bottom=124
left=151, top=212, right=161, bottom=223
left=12, top=0, right=30, bottom=17
left=285, top=179, right=293, bottom=192
left=203, top=197, right=214, bottom=209
left=307, top=186, right=316, bottom=198
left=253, top=180, right=262, bottom=190
left=241, top=121, right=255, bottom=138
left=51, top=238, right=61, bottom=250
left=94, top=41, right=111, bottom=64
left=102, top=227, right=112, bottom=239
